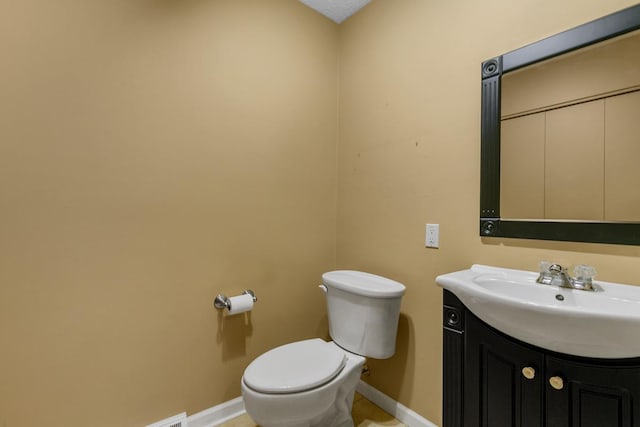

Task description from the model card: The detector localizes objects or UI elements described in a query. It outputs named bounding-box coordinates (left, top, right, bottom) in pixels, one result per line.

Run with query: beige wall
left=0, top=1, right=337, bottom=426
left=4, top=0, right=640, bottom=426
left=337, top=0, right=640, bottom=425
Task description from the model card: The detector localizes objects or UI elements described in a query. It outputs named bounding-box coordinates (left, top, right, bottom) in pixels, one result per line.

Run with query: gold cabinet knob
left=522, top=367, right=536, bottom=380
left=549, top=376, right=564, bottom=390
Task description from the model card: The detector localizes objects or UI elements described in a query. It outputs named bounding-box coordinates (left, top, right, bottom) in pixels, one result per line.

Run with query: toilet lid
left=322, top=270, right=406, bottom=298
left=243, top=339, right=346, bottom=394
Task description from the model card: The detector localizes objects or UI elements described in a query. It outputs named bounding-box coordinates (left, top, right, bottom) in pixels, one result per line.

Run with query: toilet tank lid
left=322, top=270, right=406, bottom=298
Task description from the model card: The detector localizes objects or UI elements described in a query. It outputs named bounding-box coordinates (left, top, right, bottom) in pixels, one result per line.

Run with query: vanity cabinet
left=545, top=356, right=640, bottom=427
left=443, top=290, right=640, bottom=427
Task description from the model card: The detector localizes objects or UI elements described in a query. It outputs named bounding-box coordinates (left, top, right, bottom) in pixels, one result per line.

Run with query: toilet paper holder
left=214, top=290, right=257, bottom=310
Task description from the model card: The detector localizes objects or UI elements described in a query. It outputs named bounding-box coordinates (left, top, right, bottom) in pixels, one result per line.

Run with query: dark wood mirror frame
left=480, top=3, right=640, bottom=245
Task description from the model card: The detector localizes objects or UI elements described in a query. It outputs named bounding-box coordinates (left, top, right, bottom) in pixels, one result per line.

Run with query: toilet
left=241, top=270, right=406, bottom=427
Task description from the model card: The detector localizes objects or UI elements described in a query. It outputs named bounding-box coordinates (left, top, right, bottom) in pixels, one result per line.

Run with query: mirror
left=480, top=4, right=640, bottom=245
left=501, top=29, right=640, bottom=222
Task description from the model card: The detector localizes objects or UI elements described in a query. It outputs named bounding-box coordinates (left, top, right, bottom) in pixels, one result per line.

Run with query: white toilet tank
left=321, top=270, right=406, bottom=359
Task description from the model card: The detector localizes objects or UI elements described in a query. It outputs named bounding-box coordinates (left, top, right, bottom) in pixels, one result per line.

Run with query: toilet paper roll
left=225, top=293, right=254, bottom=316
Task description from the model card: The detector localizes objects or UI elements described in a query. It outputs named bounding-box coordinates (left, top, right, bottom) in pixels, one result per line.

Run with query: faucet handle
left=536, top=261, right=558, bottom=285
left=539, top=261, right=552, bottom=273
left=573, top=264, right=596, bottom=281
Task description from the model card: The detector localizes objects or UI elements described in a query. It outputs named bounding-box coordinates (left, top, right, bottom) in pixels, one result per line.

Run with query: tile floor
left=219, top=393, right=406, bottom=427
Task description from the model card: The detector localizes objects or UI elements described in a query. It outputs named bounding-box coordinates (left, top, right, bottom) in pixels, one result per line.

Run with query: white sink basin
left=436, top=264, right=640, bottom=359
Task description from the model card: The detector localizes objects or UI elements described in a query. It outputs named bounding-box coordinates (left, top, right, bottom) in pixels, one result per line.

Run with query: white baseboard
left=187, top=396, right=245, bottom=427
left=174, top=381, right=436, bottom=427
left=356, top=380, right=438, bottom=427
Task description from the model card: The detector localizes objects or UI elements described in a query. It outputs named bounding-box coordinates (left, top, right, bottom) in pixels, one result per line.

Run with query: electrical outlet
left=425, top=224, right=439, bottom=248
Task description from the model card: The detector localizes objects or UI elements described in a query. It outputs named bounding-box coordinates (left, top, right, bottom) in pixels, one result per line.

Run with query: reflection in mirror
left=480, top=3, right=640, bottom=244
left=500, top=30, right=640, bottom=222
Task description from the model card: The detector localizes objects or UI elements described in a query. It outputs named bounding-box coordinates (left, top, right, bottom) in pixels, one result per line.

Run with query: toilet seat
left=243, top=338, right=346, bottom=394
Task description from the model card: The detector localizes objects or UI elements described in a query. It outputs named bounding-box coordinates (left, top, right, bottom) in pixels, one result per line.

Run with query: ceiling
left=298, top=0, right=371, bottom=24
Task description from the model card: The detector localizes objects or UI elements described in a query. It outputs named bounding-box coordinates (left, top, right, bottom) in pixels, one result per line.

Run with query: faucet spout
left=536, top=262, right=596, bottom=291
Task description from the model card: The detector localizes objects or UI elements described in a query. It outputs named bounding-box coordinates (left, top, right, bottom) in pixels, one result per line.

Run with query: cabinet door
left=464, top=312, right=544, bottom=427
left=546, top=356, right=640, bottom=427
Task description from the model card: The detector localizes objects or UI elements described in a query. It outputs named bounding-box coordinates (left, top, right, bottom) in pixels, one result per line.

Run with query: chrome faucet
left=536, top=262, right=596, bottom=291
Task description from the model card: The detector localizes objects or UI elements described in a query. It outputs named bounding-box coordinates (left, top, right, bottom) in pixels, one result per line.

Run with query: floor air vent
left=146, top=412, right=188, bottom=427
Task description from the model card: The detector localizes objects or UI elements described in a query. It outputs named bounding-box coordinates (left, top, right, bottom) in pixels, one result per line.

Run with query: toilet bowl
left=242, top=339, right=365, bottom=427
left=241, top=271, right=405, bottom=427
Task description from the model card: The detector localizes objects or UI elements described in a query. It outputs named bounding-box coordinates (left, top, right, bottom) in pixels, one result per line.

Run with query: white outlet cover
left=426, top=224, right=439, bottom=248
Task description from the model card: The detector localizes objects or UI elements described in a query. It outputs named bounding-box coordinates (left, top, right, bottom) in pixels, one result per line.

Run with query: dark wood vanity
left=443, top=290, right=640, bottom=427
